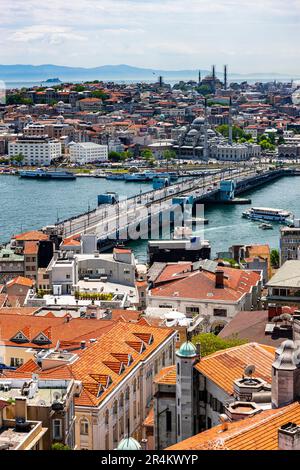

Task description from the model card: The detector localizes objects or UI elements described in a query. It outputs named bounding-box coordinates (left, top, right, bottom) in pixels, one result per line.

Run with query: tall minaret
left=204, top=98, right=209, bottom=159
left=224, top=65, right=228, bottom=90
left=212, top=65, right=216, bottom=93
left=228, top=97, right=233, bottom=145
left=198, top=70, right=201, bottom=85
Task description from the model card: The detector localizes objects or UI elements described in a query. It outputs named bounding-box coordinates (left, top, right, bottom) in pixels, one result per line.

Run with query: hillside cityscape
left=1, top=0, right=300, bottom=459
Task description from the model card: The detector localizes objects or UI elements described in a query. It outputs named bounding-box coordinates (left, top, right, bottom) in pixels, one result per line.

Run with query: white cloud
left=0, top=0, right=299, bottom=73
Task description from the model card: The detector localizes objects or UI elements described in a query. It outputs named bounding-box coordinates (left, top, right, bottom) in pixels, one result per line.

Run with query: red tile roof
left=150, top=267, right=261, bottom=302
left=167, top=402, right=300, bottom=450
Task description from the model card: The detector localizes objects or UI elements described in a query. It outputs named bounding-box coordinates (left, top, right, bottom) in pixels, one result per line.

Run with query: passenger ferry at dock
left=242, top=207, right=294, bottom=224
left=19, top=168, right=76, bottom=180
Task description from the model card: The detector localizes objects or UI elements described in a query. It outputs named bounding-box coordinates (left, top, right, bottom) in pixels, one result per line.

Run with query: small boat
left=259, top=223, right=273, bottom=230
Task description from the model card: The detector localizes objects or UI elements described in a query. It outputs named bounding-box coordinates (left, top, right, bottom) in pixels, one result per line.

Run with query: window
left=80, top=419, right=89, bottom=436
left=186, top=306, right=200, bottom=315
left=213, top=308, right=227, bottom=317
left=175, top=332, right=180, bottom=342
left=53, top=419, right=62, bottom=440
left=105, top=410, right=109, bottom=425
left=177, top=363, right=180, bottom=375
left=10, top=357, right=24, bottom=367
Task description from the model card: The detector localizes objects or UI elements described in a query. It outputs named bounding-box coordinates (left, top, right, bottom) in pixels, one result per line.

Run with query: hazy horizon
left=1, top=0, right=300, bottom=75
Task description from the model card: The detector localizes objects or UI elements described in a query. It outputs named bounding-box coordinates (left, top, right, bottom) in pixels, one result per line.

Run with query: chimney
left=215, top=270, right=224, bottom=289
left=278, top=422, right=300, bottom=450
left=219, top=414, right=229, bottom=432
left=15, top=397, right=27, bottom=421
left=268, top=304, right=278, bottom=321
left=80, top=341, right=86, bottom=350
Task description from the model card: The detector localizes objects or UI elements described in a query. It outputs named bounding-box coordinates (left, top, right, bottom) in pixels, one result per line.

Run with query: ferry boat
left=19, top=168, right=76, bottom=180
left=105, top=173, right=126, bottom=180
left=242, top=207, right=293, bottom=224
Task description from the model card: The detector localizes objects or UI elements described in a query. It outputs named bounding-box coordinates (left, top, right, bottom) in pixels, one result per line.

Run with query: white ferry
left=242, top=207, right=294, bottom=224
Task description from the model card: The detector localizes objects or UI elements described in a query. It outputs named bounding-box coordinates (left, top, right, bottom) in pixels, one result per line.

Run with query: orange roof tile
left=13, top=230, right=48, bottom=242
left=154, top=365, right=176, bottom=385
left=195, top=342, right=275, bottom=395
left=4, top=322, right=174, bottom=407
left=167, top=402, right=300, bottom=450
left=6, top=276, right=34, bottom=288
left=150, top=267, right=261, bottom=302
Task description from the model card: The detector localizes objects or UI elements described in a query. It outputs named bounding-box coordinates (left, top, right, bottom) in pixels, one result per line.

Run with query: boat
left=105, top=173, right=126, bottom=180
left=242, top=207, right=293, bottom=224
left=259, top=223, right=273, bottom=230
left=19, top=168, right=76, bottom=180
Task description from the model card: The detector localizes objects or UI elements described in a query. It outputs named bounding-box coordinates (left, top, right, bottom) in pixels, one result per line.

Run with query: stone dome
left=176, top=341, right=197, bottom=358
left=187, top=129, right=198, bottom=137
left=116, top=437, right=141, bottom=451
left=192, top=117, right=205, bottom=125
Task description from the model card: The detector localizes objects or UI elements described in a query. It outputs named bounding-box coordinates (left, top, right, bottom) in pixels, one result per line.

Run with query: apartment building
left=8, top=136, right=61, bottom=166
left=0, top=378, right=77, bottom=449
left=69, top=142, right=108, bottom=164
left=3, top=321, right=176, bottom=450
left=147, top=265, right=262, bottom=334
left=280, top=226, right=300, bottom=265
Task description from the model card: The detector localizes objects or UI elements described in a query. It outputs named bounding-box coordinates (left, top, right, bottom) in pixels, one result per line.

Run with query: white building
left=69, top=142, right=108, bottom=164
left=8, top=136, right=61, bottom=166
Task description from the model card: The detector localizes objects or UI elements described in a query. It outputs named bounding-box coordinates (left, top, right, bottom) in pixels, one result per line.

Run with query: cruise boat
left=105, top=173, right=126, bottom=180
left=242, top=207, right=293, bottom=224
left=19, top=168, right=76, bottom=180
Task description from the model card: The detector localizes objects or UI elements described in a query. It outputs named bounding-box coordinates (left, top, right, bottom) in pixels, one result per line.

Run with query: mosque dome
left=192, top=117, right=205, bottom=126
left=116, top=437, right=141, bottom=451
left=187, top=129, right=198, bottom=137
left=176, top=341, right=197, bottom=358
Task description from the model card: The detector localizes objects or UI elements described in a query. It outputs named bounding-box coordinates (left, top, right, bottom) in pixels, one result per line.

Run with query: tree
left=51, top=443, right=71, bottom=451
left=216, top=124, right=245, bottom=142
left=270, top=249, right=280, bottom=268
left=163, top=149, right=176, bottom=170
left=91, top=90, right=109, bottom=100
left=196, top=84, right=212, bottom=96
left=11, top=153, right=24, bottom=166
left=277, top=135, right=285, bottom=145
left=141, top=149, right=154, bottom=161
left=191, top=333, right=247, bottom=357
left=74, top=84, right=85, bottom=92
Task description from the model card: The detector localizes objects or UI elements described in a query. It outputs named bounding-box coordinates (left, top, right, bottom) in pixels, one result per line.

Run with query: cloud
left=0, top=0, right=299, bottom=73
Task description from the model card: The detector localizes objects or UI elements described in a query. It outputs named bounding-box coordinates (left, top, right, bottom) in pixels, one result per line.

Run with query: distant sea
left=3, top=77, right=299, bottom=90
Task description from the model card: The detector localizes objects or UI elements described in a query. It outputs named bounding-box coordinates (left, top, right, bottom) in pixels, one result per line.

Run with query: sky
left=1, top=0, right=300, bottom=74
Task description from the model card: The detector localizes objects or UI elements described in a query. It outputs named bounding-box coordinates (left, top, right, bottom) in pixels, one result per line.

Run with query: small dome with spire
left=116, top=436, right=141, bottom=451
left=176, top=341, right=197, bottom=358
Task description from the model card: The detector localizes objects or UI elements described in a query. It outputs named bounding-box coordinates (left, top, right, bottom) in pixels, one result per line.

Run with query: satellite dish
left=53, top=392, right=61, bottom=401
left=244, top=364, right=256, bottom=377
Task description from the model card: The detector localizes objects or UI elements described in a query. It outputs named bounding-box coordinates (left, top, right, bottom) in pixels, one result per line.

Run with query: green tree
left=91, top=90, right=109, bottom=100
left=270, top=249, right=280, bottom=268
left=277, top=135, right=285, bottom=145
left=216, top=124, right=245, bottom=142
left=74, top=84, right=85, bottom=92
left=51, top=443, right=72, bottom=451
left=163, top=149, right=176, bottom=170
left=196, top=84, right=212, bottom=96
left=192, top=333, right=247, bottom=357
left=11, top=153, right=24, bottom=166
left=141, top=149, right=154, bottom=161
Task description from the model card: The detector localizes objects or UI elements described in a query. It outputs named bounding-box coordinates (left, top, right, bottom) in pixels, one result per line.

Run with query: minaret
left=224, top=65, right=228, bottom=90
left=198, top=70, right=201, bottom=85
left=212, top=65, right=216, bottom=93
left=176, top=340, right=198, bottom=442
left=204, top=98, right=208, bottom=160
left=228, top=97, right=233, bottom=145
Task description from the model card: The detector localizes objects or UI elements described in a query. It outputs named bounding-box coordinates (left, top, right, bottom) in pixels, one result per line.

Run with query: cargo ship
left=19, top=168, right=76, bottom=180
